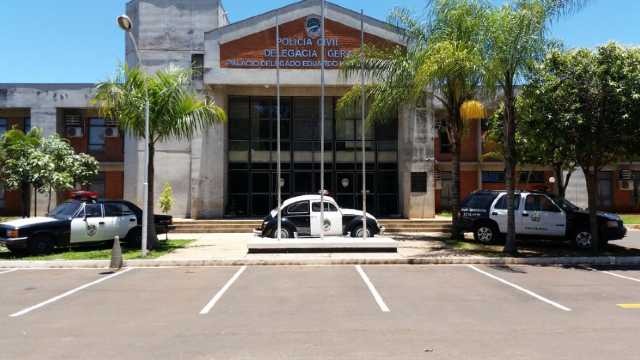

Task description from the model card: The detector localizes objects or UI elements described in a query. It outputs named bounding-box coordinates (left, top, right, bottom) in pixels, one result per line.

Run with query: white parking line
left=467, top=265, right=572, bottom=312
left=9, top=268, right=134, bottom=318
left=0, top=269, right=18, bottom=275
left=590, top=268, right=640, bottom=283
left=200, top=266, right=247, bottom=315
left=355, top=265, right=390, bottom=312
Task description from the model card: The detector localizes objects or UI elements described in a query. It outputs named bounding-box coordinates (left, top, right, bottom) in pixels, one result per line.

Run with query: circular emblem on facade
left=87, top=224, right=98, bottom=237
left=322, top=219, right=332, bottom=231
left=305, top=15, right=322, bottom=39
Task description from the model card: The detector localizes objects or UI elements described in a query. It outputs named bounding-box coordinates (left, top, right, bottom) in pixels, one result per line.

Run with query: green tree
left=159, top=182, right=174, bottom=214
left=339, top=0, right=488, bottom=233
left=542, top=45, right=640, bottom=250
left=94, top=65, right=226, bottom=249
left=483, top=0, right=588, bottom=255
left=0, top=128, right=43, bottom=217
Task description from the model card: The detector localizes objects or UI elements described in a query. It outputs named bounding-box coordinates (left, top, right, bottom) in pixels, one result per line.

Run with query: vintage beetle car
left=455, top=190, right=627, bottom=249
left=0, top=197, right=173, bottom=255
left=257, top=195, right=384, bottom=238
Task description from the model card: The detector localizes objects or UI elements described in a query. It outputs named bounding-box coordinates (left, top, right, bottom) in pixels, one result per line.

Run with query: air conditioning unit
left=619, top=179, right=633, bottom=191
left=105, top=127, right=119, bottom=138
left=620, top=169, right=633, bottom=180
left=66, top=126, right=83, bottom=138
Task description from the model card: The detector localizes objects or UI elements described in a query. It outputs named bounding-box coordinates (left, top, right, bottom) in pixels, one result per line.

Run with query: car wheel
left=573, top=229, right=594, bottom=250
left=126, top=228, right=142, bottom=248
left=6, top=245, right=28, bottom=257
left=351, top=224, right=372, bottom=238
left=271, top=226, right=292, bottom=239
left=474, top=224, right=497, bottom=244
left=27, top=234, right=54, bottom=255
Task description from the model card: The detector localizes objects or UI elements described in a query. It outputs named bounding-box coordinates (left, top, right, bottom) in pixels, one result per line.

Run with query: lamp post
left=118, top=14, right=150, bottom=257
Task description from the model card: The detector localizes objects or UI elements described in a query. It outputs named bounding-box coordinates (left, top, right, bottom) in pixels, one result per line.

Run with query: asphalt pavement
left=1, top=264, right=640, bottom=359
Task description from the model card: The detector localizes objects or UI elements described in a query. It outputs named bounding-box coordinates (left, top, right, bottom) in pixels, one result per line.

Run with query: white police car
left=455, top=190, right=627, bottom=249
left=257, top=194, right=384, bottom=238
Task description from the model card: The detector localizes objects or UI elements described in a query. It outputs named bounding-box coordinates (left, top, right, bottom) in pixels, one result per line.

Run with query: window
left=89, top=118, right=106, bottom=152
left=23, top=117, right=31, bottom=132
left=519, top=171, right=545, bottom=183
left=0, top=184, right=4, bottom=208
left=76, top=204, right=102, bottom=218
left=88, top=172, right=106, bottom=198
left=462, top=193, right=498, bottom=209
left=0, top=118, right=7, bottom=137
left=191, top=53, right=204, bottom=81
left=494, top=194, right=521, bottom=210
left=439, top=129, right=452, bottom=153
left=312, top=202, right=338, bottom=212
left=482, top=171, right=505, bottom=183
left=525, top=195, right=560, bottom=212
left=286, top=201, right=309, bottom=214
left=104, top=203, right=134, bottom=217
left=411, top=172, right=428, bottom=193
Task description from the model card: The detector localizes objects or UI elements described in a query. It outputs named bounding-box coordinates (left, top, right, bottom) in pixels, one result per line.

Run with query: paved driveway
left=1, top=264, right=640, bottom=359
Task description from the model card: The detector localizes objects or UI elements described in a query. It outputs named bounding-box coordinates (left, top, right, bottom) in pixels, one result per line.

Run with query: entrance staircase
left=171, top=218, right=452, bottom=234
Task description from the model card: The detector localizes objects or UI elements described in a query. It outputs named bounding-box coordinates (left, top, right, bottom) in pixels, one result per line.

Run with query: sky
left=0, top=0, right=638, bottom=83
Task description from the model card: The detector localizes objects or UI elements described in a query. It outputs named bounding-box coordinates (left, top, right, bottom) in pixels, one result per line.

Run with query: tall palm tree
left=483, top=0, right=589, bottom=255
left=339, top=0, right=488, bottom=233
left=94, top=66, right=226, bottom=248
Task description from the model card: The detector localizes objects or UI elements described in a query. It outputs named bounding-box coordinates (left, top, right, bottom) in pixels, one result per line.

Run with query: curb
left=2, top=256, right=640, bottom=268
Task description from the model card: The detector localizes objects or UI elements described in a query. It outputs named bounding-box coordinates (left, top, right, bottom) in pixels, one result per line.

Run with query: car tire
left=6, top=245, right=28, bottom=257
left=474, top=223, right=498, bottom=244
left=351, top=224, right=373, bottom=238
left=270, top=226, right=292, bottom=239
left=573, top=228, right=594, bottom=250
left=126, top=228, right=142, bottom=248
left=27, top=234, right=54, bottom=255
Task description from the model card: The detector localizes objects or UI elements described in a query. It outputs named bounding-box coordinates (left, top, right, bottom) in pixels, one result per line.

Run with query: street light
left=117, top=14, right=150, bottom=257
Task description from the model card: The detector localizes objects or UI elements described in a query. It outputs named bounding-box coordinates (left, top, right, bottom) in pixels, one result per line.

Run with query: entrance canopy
left=204, top=0, right=405, bottom=86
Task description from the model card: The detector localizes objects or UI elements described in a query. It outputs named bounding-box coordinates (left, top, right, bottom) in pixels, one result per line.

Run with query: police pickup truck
left=455, top=190, right=627, bottom=249
left=257, top=194, right=384, bottom=238
left=0, top=195, right=173, bottom=255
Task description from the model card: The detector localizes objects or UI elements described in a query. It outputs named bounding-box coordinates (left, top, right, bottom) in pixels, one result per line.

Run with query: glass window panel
left=229, top=171, right=249, bottom=194
left=0, top=118, right=6, bottom=137
left=227, top=195, right=248, bottom=216
left=251, top=195, right=270, bottom=216
left=377, top=172, right=397, bottom=193
left=294, top=172, right=313, bottom=193
left=494, top=194, right=521, bottom=210
left=252, top=173, right=270, bottom=193
left=89, top=118, right=106, bottom=152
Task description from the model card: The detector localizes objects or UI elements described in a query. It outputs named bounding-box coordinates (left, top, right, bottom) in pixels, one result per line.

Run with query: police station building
left=1, top=0, right=638, bottom=218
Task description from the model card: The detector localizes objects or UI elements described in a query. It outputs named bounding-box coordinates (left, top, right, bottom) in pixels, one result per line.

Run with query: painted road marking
left=617, top=304, right=640, bottom=309
left=355, top=265, right=390, bottom=312
left=467, top=265, right=572, bottom=312
left=593, top=269, right=640, bottom=283
left=200, top=266, right=247, bottom=315
left=9, top=268, right=134, bottom=318
left=0, top=269, right=18, bottom=275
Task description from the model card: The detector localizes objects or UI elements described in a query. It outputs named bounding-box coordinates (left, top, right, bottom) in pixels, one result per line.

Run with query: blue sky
left=0, top=0, right=638, bottom=83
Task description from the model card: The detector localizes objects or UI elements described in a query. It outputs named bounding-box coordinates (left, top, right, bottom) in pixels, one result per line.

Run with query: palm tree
left=483, top=0, right=589, bottom=255
left=94, top=66, right=226, bottom=248
left=338, top=0, right=488, bottom=233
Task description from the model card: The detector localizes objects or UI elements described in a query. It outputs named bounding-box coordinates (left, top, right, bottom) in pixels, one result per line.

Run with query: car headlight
left=7, top=229, right=19, bottom=238
left=607, top=220, right=619, bottom=228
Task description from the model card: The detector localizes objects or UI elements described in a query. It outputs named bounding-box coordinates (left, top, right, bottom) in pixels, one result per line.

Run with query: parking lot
left=1, top=264, right=640, bottom=360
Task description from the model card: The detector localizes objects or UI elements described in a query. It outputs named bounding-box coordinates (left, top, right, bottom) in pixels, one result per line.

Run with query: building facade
left=1, top=0, right=639, bottom=218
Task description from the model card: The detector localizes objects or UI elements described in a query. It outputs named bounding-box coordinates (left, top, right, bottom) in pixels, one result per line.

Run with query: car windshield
left=49, top=201, right=81, bottom=219
left=555, top=197, right=580, bottom=211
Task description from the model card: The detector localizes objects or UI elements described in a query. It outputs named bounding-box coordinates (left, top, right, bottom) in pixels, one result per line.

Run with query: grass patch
left=436, top=210, right=453, bottom=218
left=0, top=239, right=193, bottom=261
left=620, top=214, right=640, bottom=224
left=0, top=217, right=18, bottom=223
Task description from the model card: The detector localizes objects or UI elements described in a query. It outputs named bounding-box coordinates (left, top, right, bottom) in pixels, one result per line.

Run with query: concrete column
left=398, top=100, right=436, bottom=219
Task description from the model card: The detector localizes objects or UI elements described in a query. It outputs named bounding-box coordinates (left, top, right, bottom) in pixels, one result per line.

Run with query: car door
left=521, top=194, right=566, bottom=237
left=310, top=201, right=342, bottom=236
left=284, top=201, right=310, bottom=236
left=104, top=202, right=138, bottom=240
left=490, top=194, right=522, bottom=233
left=70, top=203, right=110, bottom=243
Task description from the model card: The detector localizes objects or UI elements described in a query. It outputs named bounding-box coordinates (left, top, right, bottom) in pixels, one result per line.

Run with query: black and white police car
left=0, top=192, right=173, bottom=255
left=257, top=194, right=384, bottom=238
left=455, top=190, right=627, bottom=249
